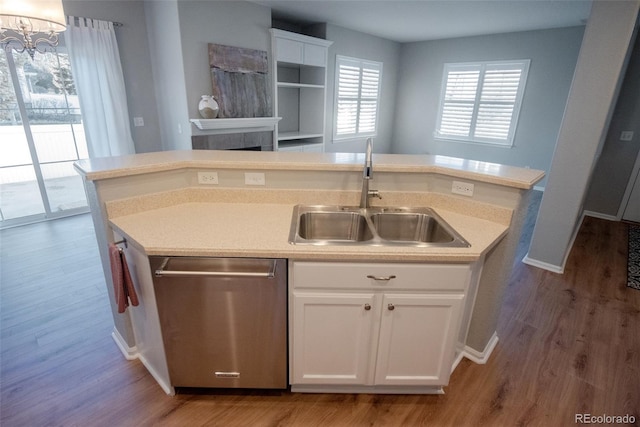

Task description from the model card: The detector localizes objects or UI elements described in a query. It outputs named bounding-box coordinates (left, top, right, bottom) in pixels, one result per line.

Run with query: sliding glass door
left=0, top=48, right=88, bottom=228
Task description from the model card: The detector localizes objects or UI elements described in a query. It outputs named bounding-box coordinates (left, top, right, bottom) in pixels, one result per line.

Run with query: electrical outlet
left=197, top=171, right=218, bottom=185
left=133, top=117, right=144, bottom=127
left=452, top=180, right=474, bottom=197
left=245, top=172, right=265, bottom=186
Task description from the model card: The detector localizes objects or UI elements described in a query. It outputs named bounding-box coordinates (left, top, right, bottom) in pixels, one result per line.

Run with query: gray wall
left=393, top=26, right=585, bottom=188
left=144, top=0, right=190, bottom=151
left=584, top=33, right=640, bottom=217
left=526, top=1, right=639, bottom=272
left=144, top=0, right=273, bottom=151
left=62, top=0, right=162, bottom=154
left=177, top=0, right=272, bottom=139
left=323, top=24, right=401, bottom=154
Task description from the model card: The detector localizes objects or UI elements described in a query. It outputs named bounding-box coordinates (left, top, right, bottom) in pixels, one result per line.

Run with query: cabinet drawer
left=291, top=262, right=471, bottom=291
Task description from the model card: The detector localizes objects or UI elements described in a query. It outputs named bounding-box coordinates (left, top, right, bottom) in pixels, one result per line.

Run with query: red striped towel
left=108, top=243, right=139, bottom=313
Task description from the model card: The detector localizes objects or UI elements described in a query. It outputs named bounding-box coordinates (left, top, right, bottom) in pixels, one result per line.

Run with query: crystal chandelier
left=0, top=0, right=66, bottom=59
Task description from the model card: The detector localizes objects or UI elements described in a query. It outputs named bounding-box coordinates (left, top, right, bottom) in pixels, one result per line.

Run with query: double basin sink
left=289, top=205, right=470, bottom=247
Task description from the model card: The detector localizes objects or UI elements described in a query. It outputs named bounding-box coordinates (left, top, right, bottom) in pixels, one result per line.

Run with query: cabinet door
left=292, top=292, right=379, bottom=385
left=276, top=38, right=303, bottom=64
left=374, top=293, right=464, bottom=386
left=303, top=43, right=326, bottom=67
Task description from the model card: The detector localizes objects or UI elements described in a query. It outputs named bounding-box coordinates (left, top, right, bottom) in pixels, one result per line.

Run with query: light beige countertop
left=75, top=150, right=545, bottom=190
left=109, top=199, right=509, bottom=263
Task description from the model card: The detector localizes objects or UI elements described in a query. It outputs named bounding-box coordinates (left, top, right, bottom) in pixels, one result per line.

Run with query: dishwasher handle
left=154, top=258, right=277, bottom=279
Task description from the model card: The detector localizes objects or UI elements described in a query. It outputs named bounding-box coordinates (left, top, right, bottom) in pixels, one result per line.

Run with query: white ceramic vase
left=198, top=95, right=219, bottom=119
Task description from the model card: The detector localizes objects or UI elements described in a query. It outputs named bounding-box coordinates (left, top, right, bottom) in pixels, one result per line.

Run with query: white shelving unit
left=270, top=29, right=333, bottom=152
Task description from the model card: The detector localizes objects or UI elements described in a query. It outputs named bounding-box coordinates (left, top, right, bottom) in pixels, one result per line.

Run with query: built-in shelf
left=277, top=82, right=324, bottom=89
left=190, top=117, right=281, bottom=132
left=278, top=131, right=324, bottom=141
left=272, top=29, right=332, bottom=152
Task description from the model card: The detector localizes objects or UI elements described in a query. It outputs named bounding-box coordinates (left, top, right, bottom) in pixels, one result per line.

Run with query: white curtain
left=65, top=17, right=135, bottom=158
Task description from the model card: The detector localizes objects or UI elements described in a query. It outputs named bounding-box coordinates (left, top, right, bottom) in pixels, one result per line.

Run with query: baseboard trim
left=583, top=210, right=619, bottom=221
left=522, top=255, right=565, bottom=273
left=111, top=328, right=138, bottom=361
left=137, top=354, right=175, bottom=396
left=451, top=351, right=465, bottom=373
left=291, top=384, right=444, bottom=395
left=463, top=332, right=499, bottom=364
left=111, top=328, right=175, bottom=395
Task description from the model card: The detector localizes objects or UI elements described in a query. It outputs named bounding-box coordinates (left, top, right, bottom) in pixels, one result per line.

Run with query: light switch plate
left=133, top=117, right=144, bottom=127
left=620, top=131, right=634, bottom=141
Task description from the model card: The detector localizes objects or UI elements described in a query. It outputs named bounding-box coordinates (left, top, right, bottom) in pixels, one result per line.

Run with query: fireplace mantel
left=190, top=117, right=281, bottom=135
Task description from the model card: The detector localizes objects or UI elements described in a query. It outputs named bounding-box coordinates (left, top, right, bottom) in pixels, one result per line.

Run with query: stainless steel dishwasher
left=150, top=257, right=287, bottom=389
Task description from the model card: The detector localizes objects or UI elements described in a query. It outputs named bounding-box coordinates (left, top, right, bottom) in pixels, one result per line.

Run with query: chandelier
left=0, top=0, right=66, bottom=59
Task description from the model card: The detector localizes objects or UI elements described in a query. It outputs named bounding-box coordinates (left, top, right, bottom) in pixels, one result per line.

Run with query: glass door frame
left=0, top=48, right=89, bottom=229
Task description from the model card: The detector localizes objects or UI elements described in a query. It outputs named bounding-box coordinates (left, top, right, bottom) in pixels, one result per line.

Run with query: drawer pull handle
left=364, top=304, right=371, bottom=311
left=388, top=304, right=395, bottom=311
left=366, top=275, right=396, bottom=281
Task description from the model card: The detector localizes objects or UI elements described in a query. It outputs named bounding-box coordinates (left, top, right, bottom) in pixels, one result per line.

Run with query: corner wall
left=583, top=30, right=640, bottom=217
left=144, top=0, right=191, bottom=151
left=393, top=26, right=585, bottom=188
left=526, top=1, right=640, bottom=272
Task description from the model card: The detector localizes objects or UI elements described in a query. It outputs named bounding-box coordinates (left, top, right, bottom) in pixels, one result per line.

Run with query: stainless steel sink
left=297, top=209, right=374, bottom=243
left=289, top=205, right=470, bottom=247
left=370, top=211, right=455, bottom=244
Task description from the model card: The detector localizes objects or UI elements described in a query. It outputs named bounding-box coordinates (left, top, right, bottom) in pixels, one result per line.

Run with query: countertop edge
left=75, top=150, right=545, bottom=190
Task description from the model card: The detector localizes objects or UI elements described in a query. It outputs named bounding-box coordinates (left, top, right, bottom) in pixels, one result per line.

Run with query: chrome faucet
left=360, top=137, right=381, bottom=209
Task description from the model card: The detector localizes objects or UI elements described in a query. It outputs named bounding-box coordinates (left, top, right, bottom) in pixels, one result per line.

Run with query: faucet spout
left=360, top=138, right=378, bottom=209
left=363, top=137, right=373, bottom=180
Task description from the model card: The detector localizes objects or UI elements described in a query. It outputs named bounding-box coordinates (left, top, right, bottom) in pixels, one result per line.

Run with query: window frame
left=332, top=55, right=383, bottom=142
left=434, top=59, right=530, bottom=147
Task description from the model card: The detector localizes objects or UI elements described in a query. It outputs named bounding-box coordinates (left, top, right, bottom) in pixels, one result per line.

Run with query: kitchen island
left=75, top=149, right=543, bottom=395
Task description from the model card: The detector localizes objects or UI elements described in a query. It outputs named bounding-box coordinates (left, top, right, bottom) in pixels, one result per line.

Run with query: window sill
left=332, top=134, right=377, bottom=144
left=434, top=136, right=513, bottom=149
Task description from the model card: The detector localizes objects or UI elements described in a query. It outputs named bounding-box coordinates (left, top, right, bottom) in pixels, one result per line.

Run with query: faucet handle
left=368, top=189, right=382, bottom=200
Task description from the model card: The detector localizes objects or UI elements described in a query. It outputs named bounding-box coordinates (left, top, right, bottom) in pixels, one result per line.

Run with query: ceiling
left=251, top=0, right=593, bottom=43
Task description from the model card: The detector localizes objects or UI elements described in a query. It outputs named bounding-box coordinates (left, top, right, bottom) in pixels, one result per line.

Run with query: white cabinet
left=374, top=293, right=464, bottom=386
left=289, top=261, right=471, bottom=393
left=270, top=29, right=332, bottom=152
left=292, top=293, right=377, bottom=385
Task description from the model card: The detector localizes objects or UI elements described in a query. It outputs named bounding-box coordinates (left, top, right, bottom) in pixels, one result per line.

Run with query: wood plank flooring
left=1, top=212, right=639, bottom=426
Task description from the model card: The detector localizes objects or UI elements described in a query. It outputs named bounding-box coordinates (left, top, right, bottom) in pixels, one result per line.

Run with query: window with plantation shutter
left=435, top=60, right=530, bottom=146
left=333, top=56, right=382, bottom=141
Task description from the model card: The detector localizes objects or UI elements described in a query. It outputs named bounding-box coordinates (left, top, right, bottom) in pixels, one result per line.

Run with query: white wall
left=393, top=26, right=585, bottom=187
left=526, top=0, right=640, bottom=273
left=323, top=24, right=401, bottom=154
left=62, top=0, right=162, bottom=153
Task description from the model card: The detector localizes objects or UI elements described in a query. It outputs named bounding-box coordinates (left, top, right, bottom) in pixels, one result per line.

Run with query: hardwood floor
left=1, top=213, right=638, bottom=426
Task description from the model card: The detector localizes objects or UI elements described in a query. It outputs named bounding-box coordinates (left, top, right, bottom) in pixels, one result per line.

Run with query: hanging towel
left=108, top=243, right=139, bottom=313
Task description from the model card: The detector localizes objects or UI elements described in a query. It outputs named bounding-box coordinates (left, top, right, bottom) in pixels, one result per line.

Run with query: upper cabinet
left=270, top=29, right=333, bottom=152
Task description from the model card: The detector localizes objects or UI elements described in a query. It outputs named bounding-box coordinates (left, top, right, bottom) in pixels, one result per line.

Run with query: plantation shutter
left=438, top=66, right=480, bottom=138
left=436, top=60, right=529, bottom=146
left=334, top=56, right=382, bottom=140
